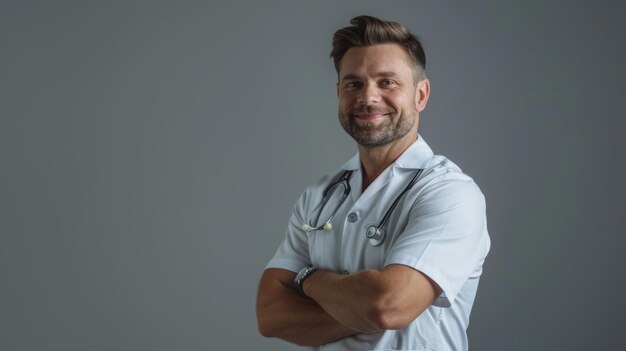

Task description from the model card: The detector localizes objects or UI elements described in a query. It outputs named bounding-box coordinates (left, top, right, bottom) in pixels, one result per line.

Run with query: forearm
left=303, top=265, right=436, bottom=332
left=302, top=269, right=388, bottom=332
left=257, top=269, right=357, bottom=346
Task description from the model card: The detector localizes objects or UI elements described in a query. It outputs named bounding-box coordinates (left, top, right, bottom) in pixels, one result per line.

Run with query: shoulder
left=415, top=155, right=485, bottom=208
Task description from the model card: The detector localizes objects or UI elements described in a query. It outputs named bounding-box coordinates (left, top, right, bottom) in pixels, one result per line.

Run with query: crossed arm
left=256, top=264, right=440, bottom=346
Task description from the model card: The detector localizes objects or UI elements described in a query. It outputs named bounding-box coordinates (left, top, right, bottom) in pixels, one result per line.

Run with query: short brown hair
left=330, top=15, right=426, bottom=82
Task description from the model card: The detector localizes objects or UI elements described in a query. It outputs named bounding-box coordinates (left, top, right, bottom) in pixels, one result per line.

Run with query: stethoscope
left=301, top=168, right=424, bottom=246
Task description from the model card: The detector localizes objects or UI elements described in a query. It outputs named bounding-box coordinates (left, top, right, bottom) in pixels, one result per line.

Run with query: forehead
left=338, top=43, right=413, bottom=80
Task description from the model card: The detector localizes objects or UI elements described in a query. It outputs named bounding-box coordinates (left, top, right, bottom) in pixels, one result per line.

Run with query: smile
left=352, top=112, right=392, bottom=120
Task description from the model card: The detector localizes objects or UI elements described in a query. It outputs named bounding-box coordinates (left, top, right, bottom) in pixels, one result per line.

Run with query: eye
left=345, top=81, right=362, bottom=90
left=380, top=79, right=396, bottom=87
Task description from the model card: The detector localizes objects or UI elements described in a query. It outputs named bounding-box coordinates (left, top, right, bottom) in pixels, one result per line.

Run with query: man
left=257, top=15, right=490, bottom=351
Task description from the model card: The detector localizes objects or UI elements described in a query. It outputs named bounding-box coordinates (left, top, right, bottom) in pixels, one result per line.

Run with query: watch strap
left=294, top=266, right=318, bottom=296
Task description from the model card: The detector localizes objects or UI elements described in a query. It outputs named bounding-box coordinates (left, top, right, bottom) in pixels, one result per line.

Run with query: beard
left=339, top=105, right=416, bottom=147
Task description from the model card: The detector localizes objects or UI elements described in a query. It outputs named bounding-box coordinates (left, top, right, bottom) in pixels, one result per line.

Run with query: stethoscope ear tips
left=301, top=224, right=313, bottom=231
left=323, top=223, right=333, bottom=232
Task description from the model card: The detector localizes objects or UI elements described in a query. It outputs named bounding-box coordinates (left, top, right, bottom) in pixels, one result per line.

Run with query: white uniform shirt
left=266, top=136, right=491, bottom=351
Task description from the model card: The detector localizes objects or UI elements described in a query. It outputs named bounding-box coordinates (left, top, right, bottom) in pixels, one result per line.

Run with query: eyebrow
left=340, top=71, right=401, bottom=81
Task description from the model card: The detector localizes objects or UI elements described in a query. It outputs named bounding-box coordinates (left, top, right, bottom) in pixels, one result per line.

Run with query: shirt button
left=347, top=212, right=358, bottom=222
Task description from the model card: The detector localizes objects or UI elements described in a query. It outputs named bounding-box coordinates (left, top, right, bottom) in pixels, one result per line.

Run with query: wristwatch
left=294, top=266, right=318, bottom=296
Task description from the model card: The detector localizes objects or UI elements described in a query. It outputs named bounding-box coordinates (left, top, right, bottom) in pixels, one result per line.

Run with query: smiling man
left=257, top=15, right=490, bottom=351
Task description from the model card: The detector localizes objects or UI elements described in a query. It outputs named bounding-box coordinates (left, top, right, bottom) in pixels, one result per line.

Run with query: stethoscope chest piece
left=366, top=225, right=385, bottom=247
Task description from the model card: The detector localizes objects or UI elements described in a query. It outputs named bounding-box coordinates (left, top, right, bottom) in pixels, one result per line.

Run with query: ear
left=415, top=78, right=430, bottom=112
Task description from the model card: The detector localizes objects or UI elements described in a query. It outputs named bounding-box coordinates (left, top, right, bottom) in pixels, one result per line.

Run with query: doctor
left=257, top=15, right=490, bottom=351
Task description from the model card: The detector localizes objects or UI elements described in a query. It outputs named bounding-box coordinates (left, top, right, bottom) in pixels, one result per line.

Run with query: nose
left=357, top=83, right=381, bottom=105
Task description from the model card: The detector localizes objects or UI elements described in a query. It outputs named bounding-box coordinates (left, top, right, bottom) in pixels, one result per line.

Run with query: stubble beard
left=339, top=106, right=416, bottom=147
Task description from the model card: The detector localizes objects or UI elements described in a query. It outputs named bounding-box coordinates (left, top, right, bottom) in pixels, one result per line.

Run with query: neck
left=359, top=131, right=418, bottom=191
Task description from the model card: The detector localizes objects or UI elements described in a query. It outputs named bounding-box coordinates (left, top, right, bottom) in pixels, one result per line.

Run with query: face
left=337, top=43, right=428, bottom=147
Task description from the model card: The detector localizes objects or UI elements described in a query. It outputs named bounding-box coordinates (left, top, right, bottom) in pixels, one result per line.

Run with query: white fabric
left=265, top=135, right=490, bottom=351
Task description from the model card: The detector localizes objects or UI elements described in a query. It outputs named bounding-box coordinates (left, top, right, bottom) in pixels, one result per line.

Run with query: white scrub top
left=266, top=136, right=491, bottom=351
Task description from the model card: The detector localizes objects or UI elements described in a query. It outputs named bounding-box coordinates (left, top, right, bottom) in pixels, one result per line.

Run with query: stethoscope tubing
left=305, top=170, right=353, bottom=232
left=304, top=168, right=424, bottom=246
left=372, top=168, right=423, bottom=231
left=365, top=168, right=424, bottom=246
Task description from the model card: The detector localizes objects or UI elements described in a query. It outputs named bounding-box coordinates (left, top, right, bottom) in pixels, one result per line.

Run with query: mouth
left=351, top=112, right=392, bottom=121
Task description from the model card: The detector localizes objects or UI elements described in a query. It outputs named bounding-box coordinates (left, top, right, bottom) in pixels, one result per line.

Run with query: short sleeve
left=384, top=175, right=491, bottom=307
left=264, top=192, right=311, bottom=273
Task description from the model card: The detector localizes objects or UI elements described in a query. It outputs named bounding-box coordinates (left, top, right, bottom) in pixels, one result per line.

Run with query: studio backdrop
left=1, top=1, right=624, bottom=350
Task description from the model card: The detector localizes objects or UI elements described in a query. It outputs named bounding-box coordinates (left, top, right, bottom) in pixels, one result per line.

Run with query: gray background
left=1, top=1, right=624, bottom=350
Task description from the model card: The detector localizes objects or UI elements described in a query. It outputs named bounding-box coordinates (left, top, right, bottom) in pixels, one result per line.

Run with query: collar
left=339, top=134, right=435, bottom=171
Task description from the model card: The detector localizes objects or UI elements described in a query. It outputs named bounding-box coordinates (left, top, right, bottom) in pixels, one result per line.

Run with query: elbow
left=367, top=308, right=413, bottom=331
left=257, top=308, right=278, bottom=338
left=365, top=296, right=416, bottom=330
left=366, top=308, right=408, bottom=331
left=257, top=315, right=276, bottom=338
left=257, top=316, right=311, bottom=347
left=257, top=323, right=272, bottom=339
